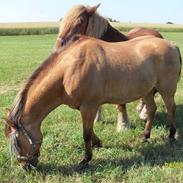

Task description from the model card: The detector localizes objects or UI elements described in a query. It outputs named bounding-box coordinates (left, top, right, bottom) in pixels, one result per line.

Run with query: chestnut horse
left=4, top=36, right=181, bottom=170
left=55, top=4, right=164, bottom=131
left=127, top=27, right=163, bottom=39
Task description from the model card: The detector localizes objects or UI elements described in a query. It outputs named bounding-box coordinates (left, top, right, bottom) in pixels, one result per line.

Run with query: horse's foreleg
left=142, top=91, right=157, bottom=142
left=117, top=104, right=130, bottom=132
left=79, top=106, right=99, bottom=168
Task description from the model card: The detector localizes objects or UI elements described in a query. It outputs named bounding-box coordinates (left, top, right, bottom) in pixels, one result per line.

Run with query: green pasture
left=0, top=30, right=183, bottom=182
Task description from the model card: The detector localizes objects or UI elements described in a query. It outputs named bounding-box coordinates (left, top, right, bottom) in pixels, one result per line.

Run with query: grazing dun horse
left=55, top=4, right=164, bottom=131
left=4, top=36, right=181, bottom=170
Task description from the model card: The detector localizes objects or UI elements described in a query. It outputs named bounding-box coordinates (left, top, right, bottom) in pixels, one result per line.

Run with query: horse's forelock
left=59, top=5, right=86, bottom=33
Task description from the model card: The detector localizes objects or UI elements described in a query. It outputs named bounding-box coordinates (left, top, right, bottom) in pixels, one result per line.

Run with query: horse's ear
left=2, top=117, right=17, bottom=129
left=4, top=124, right=11, bottom=137
left=87, top=4, right=100, bottom=15
left=5, top=108, right=11, bottom=116
left=2, top=117, right=17, bottom=137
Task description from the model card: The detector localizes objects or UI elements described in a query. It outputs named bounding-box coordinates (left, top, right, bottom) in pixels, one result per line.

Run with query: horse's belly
left=102, top=72, right=156, bottom=104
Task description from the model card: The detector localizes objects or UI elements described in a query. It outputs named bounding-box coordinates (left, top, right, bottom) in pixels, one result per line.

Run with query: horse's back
left=59, top=36, right=181, bottom=106
left=127, top=27, right=163, bottom=39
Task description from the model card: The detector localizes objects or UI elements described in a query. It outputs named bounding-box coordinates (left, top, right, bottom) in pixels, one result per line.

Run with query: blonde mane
left=85, top=11, right=108, bottom=38
left=59, top=5, right=109, bottom=39
left=59, top=5, right=86, bottom=33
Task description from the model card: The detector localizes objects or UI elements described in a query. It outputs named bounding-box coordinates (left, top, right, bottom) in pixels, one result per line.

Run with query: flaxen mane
left=59, top=5, right=86, bottom=34
left=59, top=5, right=108, bottom=39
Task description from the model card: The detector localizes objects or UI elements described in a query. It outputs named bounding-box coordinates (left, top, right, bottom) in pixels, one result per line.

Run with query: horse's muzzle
left=21, top=156, right=39, bottom=171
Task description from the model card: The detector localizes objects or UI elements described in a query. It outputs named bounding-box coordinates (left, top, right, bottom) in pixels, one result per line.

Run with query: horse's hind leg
left=79, top=105, right=101, bottom=167
left=136, top=99, right=145, bottom=113
left=142, top=90, right=157, bottom=142
left=138, top=90, right=158, bottom=120
left=117, top=104, right=130, bottom=132
left=94, top=106, right=102, bottom=123
left=160, top=94, right=176, bottom=141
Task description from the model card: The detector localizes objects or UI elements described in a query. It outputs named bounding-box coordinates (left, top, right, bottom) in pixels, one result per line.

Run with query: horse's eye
left=77, top=18, right=84, bottom=25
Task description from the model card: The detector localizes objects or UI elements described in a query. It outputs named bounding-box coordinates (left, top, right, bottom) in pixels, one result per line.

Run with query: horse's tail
left=176, top=45, right=182, bottom=79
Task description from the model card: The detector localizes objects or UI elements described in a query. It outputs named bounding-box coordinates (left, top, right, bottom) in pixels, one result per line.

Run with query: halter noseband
left=9, top=121, right=42, bottom=169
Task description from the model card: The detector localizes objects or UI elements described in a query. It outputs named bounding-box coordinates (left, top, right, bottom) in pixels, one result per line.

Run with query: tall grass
left=0, top=22, right=183, bottom=36
left=0, top=27, right=58, bottom=36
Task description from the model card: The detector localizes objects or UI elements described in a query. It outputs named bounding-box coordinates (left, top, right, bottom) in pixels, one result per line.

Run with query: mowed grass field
left=0, top=26, right=183, bottom=182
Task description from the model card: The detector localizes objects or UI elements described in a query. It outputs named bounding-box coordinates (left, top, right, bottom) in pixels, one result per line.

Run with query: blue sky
left=0, top=0, right=182, bottom=24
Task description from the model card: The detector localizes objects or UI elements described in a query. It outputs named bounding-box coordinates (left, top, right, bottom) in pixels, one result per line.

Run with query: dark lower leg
left=169, top=127, right=176, bottom=140
left=79, top=106, right=97, bottom=166
left=142, top=93, right=156, bottom=142
left=142, top=121, right=152, bottom=141
left=161, top=94, right=176, bottom=141
left=167, top=101, right=176, bottom=140
left=92, top=132, right=102, bottom=147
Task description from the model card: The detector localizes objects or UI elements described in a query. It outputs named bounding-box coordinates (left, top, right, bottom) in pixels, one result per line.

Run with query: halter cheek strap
left=9, top=122, right=42, bottom=165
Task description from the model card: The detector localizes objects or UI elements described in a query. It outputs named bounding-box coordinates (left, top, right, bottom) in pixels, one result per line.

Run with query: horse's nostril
left=60, top=38, right=65, bottom=47
left=60, top=40, right=64, bottom=46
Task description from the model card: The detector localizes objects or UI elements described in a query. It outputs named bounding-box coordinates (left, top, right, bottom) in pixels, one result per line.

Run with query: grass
left=0, top=31, right=183, bottom=183
left=0, top=22, right=183, bottom=35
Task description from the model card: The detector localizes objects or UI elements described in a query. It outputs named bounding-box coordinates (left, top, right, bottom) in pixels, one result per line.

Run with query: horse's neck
left=20, top=67, right=64, bottom=128
left=101, top=23, right=128, bottom=42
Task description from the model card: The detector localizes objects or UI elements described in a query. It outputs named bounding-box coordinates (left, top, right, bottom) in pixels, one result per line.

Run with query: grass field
left=0, top=30, right=183, bottom=183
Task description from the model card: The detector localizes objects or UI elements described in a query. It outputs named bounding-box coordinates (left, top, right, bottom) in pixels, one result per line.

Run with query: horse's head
left=4, top=108, right=42, bottom=171
left=55, top=4, right=101, bottom=49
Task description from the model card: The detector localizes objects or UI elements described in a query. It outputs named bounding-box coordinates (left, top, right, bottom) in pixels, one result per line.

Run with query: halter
left=9, top=121, right=42, bottom=169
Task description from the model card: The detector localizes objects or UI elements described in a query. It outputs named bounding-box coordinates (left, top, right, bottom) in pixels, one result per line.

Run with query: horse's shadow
left=37, top=105, right=183, bottom=176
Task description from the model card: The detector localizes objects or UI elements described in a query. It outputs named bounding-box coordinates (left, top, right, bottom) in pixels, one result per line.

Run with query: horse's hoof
left=92, top=142, right=102, bottom=148
left=117, top=127, right=125, bottom=132
left=77, top=160, right=89, bottom=171
left=141, top=137, right=149, bottom=143
left=22, top=163, right=36, bottom=172
left=117, top=124, right=130, bottom=132
left=168, top=137, right=176, bottom=144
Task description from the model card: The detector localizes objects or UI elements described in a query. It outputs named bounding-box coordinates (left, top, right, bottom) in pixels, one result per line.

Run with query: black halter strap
left=9, top=121, right=42, bottom=167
